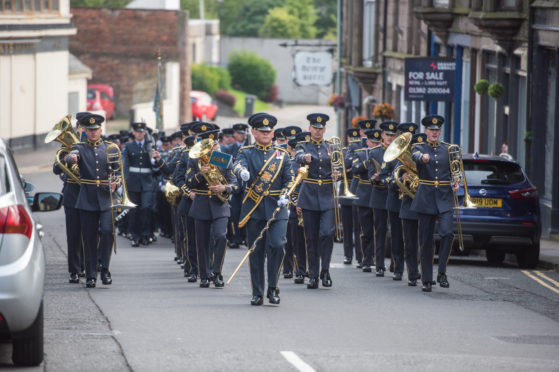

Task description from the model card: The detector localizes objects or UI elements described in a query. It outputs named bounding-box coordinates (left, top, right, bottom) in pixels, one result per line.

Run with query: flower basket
left=372, top=103, right=394, bottom=121
left=351, top=115, right=368, bottom=128
left=488, top=82, right=504, bottom=99
left=474, top=79, right=489, bottom=95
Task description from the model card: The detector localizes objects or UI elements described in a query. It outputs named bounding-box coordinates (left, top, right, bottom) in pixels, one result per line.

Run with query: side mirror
left=32, top=192, right=63, bottom=212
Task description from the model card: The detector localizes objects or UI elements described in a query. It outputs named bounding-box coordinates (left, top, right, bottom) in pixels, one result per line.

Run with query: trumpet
left=328, top=137, right=357, bottom=242
left=189, top=138, right=230, bottom=203
left=448, top=144, right=476, bottom=252
left=383, top=132, right=419, bottom=199
left=45, top=114, right=81, bottom=184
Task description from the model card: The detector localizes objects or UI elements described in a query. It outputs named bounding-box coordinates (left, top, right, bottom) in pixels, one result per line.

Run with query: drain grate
left=495, top=335, right=559, bottom=345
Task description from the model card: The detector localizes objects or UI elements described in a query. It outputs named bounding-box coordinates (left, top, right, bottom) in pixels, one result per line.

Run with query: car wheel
left=486, top=249, right=505, bottom=265
left=12, top=301, right=43, bottom=366
left=516, top=241, right=540, bottom=269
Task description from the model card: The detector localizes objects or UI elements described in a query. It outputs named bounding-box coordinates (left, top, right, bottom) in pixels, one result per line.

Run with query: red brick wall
left=70, top=8, right=188, bottom=117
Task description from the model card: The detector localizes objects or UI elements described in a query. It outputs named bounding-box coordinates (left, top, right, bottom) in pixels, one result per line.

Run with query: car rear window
left=463, top=160, right=525, bottom=186
left=0, top=155, right=9, bottom=195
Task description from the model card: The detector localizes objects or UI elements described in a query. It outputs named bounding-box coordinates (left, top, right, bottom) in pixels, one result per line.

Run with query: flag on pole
left=153, top=54, right=164, bottom=130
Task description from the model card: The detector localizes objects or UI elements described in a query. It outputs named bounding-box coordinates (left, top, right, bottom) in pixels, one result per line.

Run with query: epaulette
left=355, top=148, right=368, bottom=152
left=239, top=145, right=254, bottom=151
left=441, top=141, right=451, bottom=146
left=371, top=144, right=382, bottom=150
left=274, top=146, right=288, bottom=153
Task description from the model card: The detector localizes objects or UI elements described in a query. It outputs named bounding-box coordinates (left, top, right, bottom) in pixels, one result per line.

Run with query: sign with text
left=293, top=51, right=333, bottom=87
left=405, top=57, right=455, bottom=101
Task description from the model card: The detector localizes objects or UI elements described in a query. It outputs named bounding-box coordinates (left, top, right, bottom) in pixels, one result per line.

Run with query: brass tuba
left=383, top=132, right=419, bottom=199
left=448, top=144, right=476, bottom=252
left=45, top=114, right=81, bottom=184
left=164, top=180, right=182, bottom=206
left=189, top=138, right=229, bottom=203
left=106, top=143, right=137, bottom=210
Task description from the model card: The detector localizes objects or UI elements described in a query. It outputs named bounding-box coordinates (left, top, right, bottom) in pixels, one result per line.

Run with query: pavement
left=12, top=103, right=559, bottom=273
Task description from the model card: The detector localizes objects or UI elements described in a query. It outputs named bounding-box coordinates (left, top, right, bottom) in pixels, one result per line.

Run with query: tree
left=180, top=0, right=218, bottom=19
left=224, top=0, right=282, bottom=37
left=70, top=0, right=132, bottom=8
left=284, top=0, right=316, bottom=38
left=258, top=7, right=300, bottom=38
left=314, top=0, right=337, bottom=39
left=227, top=51, right=276, bottom=100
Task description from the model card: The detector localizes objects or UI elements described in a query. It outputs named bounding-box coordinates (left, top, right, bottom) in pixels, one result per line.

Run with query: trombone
left=448, top=144, right=476, bottom=252
left=327, top=137, right=357, bottom=241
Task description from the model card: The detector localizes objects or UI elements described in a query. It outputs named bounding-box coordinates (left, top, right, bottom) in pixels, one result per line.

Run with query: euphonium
left=383, top=132, right=419, bottom=199
left=189, top=138, right=229, bottom=203
left=164, top=180, right=182, bottom=206
left=45, top=114, right=81, bottom=184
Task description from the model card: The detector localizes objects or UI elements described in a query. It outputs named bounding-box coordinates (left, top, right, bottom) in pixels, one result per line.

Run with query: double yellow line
left=521, top=270, right=559, bottom=295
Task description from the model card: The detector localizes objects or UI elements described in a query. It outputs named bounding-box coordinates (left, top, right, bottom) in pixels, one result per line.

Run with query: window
left=434, top=0, right=450, bottom=8
left=1, top=0, right=59, bottom=11
left=362, top=0, right=376, bottom=67
left=463, top=161, right=525, bottom=186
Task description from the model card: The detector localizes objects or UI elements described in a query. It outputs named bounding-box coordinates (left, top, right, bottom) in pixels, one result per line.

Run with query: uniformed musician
left=234, top=113, right=293, bottom=305
left=295, top=113, right=336, bottom=289
left=399, top=132, right=426, bottom=286
left=66, top=112, right=118, bottom=288
left=186, top=127, right=238, bottom=288
left=411, top=115, right=459, bottom=292
left=369, top=122, right=398, bottom=277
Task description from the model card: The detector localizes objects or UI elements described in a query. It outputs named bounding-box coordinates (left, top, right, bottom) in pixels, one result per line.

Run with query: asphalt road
left=1, top=170, right=559, bottom=371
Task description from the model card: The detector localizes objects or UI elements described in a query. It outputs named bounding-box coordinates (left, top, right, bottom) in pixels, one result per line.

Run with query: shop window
left=1, top=0, right=58, bottom=11
left=362, top=0, right=376, bottom=67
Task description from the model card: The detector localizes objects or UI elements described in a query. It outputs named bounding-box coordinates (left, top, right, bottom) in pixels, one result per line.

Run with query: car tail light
left=508, top=187, right=538, bottom=200
left=0, top=205, right=33, bottom=239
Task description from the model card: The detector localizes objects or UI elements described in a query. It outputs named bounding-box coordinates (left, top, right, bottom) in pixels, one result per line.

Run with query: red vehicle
left=87, top=84, right=116, bottom=119
left=191, top=90, right=218, bottom=121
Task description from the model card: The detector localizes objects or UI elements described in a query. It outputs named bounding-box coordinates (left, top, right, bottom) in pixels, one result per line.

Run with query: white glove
left=277, top=195, right=289, bottom=207
left=240, top=168, right=250, bottom=182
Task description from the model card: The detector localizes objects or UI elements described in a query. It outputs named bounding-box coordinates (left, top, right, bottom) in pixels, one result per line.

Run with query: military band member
left=186, top=127, right=238, bottom=288
left=66, top=112, right=117, bottom=288
left=234, top=113, right=293, bottom=305
left=341, top=127, right=363, bottom=266
left=274, top=128, right=288, bottom=149
left=280, top=126, right=302, bottom=279
left=369, top=122, right=398, bottom=277
left=295, top=113, right=336, bottom=289
left=53, top=120, right=84, bottom=283
left=411, top=115, right=459, bottom=292
left=399, top=132, right=426, bottom=286
left=352, top=125, right=379, bottom=272
left=122, top=122, right=160, bottom=247
left=221, top=128, right=236, bottom=145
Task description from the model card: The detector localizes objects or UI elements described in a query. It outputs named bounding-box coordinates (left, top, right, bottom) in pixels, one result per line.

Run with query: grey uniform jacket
left=380, top=157, right=402, bottom=213
left=122, top=140, right=159, bottom=193
left=368, top=144, right=388, bottom=210
left=351, top=148, right=373, bottom=208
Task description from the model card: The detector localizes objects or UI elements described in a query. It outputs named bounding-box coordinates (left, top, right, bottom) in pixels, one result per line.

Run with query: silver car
left=0, top=139, right=62, bottom=366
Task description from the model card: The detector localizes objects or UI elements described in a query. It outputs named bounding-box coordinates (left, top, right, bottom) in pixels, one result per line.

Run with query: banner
left=293, top=51, right=333, bottom=87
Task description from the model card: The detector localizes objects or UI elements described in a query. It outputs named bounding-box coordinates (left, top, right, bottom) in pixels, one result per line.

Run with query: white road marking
left=280, top=351, right=316, bottom=372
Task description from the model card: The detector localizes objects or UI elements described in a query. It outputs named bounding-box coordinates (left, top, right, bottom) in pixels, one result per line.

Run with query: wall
left=220, top=37, right=333, bottom=105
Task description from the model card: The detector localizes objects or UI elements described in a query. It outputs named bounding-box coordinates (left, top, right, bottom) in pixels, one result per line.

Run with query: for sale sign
left=293, top=51, right=333, bottom=87
left=405, top=57, right=455, bottom=101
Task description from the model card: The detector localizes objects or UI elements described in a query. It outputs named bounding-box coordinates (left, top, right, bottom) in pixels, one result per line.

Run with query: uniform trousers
left=402, top=218, right=420, bottom=280
left=341, top=204, right=362, bottom=262
left=229, top=192, right=245, bottom=245
left=373, top=208, right=389, bottom=269
left=389, top=211, right=404, bottom=274
left=358, top=206, right=374, bottom=266
left=128, top=190, right=153, bottom=240
left=184, top=214, right=197, bottom=275
left=247, top=218, right=287, bottom=297
left=195, top=217, right=227, bottom=280
left=301, top=209, right=335, bottom=279
left=64, top=206, right=83, bottom=274
left=171, top=205, right=180, bottom=257
left=352, top=205, right=363, bottom=263
left=79, top=209, right=113, bottom=279
left=417, top=210, right=454, bottom=283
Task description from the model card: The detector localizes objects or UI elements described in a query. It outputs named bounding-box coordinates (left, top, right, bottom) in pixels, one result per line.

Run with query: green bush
left=227, top=51, right=276, bottom=100
left=191, top=64, right=231, bottom=95
left=488, top=82, right=504, bottom=99
left=474, top=79, right=489, bottom=95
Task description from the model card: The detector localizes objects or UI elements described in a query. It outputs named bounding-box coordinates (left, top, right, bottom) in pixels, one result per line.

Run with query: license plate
left=469, top=197, right=502, bottom=208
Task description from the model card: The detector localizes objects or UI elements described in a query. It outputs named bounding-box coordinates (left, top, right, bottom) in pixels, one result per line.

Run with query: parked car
left=87, top=84, right=115, bottom=119
left=453, top=153, right=541, bottom=268
left=0, top=139, right=62, bottom=366
left=191, top=90, right=218, bottom=121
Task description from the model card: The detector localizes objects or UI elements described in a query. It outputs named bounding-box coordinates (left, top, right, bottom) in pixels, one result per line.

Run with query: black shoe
left=307, top=278, right=319, bottom=289
left=283, top=272, right=293, bottom=279
left=422, top=282, right=432, bottom=292
left=321, top=271, right=332, bottom=287
left=200, top=279, right=210, bottom=288
left=228, top=242, right=240, bottom=249
left=408, top=279, right=417, bottom=286
left=294, top=274, right=304, bottom=284
left=209, top=272, right=216, bottom=283
left=393, top=272, right=403, bottom=281
left=214, top=273, right=224, bottom=288
left=437, top=273, right=449, bottom=288
left=188, top=273, right=197, bottom=283
left=343, top=256, right=352, bottom=265
left=356, top=262, right=364, bottom=269
left=362, top=265, right=372, bottom=273
left=389, top=262, right=395, bottom=273
left=266, top=287, right=280, bottom=304
left=174, top=256, right=179, bottom=261
left=376, top=268, right=385, bottom=277
left=78, top=271, right=86, bottom=278
left=86, top=278, right=96, bottom=288
left=150, top=235, right=157, bottom=243
left=140, top=237, right=150, bottom=246
left=101, top=269, right=112, bottom=285
left=132, top=240, right=140, bottom=247
left=250, top=295, right=263, bottom=306
left=69, top=273, right=79, bottom=284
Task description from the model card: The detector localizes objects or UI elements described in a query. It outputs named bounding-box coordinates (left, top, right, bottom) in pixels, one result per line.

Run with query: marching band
left=50, top=110, right=466, bottom=303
